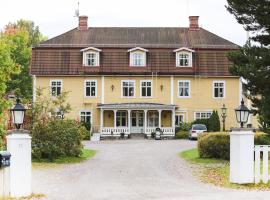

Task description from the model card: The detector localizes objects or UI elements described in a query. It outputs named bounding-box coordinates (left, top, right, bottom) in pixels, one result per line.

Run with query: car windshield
left=193, top=124, right=207, bottom=130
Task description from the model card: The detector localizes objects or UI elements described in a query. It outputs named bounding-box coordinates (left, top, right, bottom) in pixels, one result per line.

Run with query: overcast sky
left=0, top=0, right=247, bottom=45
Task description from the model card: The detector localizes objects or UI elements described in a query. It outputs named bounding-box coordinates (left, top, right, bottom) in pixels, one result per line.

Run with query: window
left=116, top=111, right=127, bottom=127
left=213, top=81, right=225, bottom=98
left=85, top=80, right=97, bottom=97
left=122, top=81, right=135, bottom=97
left=51, top=80, right=62, bottom=97
left=80, top=111, right=91, bottom=124
left=175, top=114, right=185, bottom=127
left=178, top=81, right=190, bottom=98
left=130, top=52, right=146, bottom=66
left=81, top=47, right=101, bottom=67
left=148, top=111, right=158, bottom=127
left=140, top=81, right=152, bottom=98
left=176, top=52, right=192, bottom=67
left=195, top=111, right=212, bottom=120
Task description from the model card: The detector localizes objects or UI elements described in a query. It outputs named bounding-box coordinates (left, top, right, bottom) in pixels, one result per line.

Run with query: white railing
left=145, top=127, right=174, bottom=136
left=101, top=127, right=130, bottom=136
left=254, top=145, right=270, bottom=184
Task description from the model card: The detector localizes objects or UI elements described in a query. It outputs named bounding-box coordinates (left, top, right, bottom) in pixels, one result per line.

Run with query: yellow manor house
left=30, top=16, right=250, bottom=138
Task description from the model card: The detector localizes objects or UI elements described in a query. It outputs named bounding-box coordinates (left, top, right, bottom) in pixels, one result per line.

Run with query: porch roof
left=97, top=103, right=176, bottom=110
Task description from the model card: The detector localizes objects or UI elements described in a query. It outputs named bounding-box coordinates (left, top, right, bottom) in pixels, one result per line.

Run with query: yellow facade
left=35, top=75, right=243, bottom=130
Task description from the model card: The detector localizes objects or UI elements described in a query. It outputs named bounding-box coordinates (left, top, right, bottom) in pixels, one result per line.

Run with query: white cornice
left=127, top=47, right=149, bottom=52
left=80, top=47, right=102, bottom=52
left=173, top=47, right=195, bottom=53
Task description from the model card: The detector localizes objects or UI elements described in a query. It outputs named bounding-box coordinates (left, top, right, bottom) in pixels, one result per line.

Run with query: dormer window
left=174, top=47, right=194, bottom=67
left=80, top=47, right=102, bottom=67
left=128, top=47, right=148, bottom=67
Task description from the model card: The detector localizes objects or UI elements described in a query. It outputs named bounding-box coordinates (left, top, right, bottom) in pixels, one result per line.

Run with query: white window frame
left=84, top=80, right=97, bottom=98
left=121, top=80, right=136, bottom=98
left=80, top=110, right=92, bottom=125
left=178, top=80, right=191, bottom=98
left=50, top=80, right=62, bottom=97
left=116, top=111, right=128, bottom=127
left=130, top=51, right=146, bottom=67
left=213, top=80, right=226, bottom=99
left=176, top=51, right=192, bottom=67
left=175, top=114, right=185, bottom=127
left=140, top=80, right=152, bottom=98
left=83, top=51, right=100, bottom=67
left=194, top=111, right=213, bottom=120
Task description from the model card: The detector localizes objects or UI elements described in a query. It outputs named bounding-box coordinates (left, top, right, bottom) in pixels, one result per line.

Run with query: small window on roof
left=130, top=51, right=146, bottom=67
left=174, top=47, right=194, bottom=67
left=81, top=47, right=101, bottom=67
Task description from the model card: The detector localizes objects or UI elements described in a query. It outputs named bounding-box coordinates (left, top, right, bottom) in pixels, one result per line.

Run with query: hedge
left=32, top=119, right=87, bottom=161
left=198, top=132, right=270, bottom=160
left=175, top=131, right=189, bottom=139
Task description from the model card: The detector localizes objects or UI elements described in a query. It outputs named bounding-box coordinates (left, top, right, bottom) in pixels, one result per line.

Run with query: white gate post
left=6, top=130, right=32, bottom=197
left=230, top=128, right=254, bottom=184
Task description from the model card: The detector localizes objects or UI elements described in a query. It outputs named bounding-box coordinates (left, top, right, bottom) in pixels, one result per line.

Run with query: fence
left=254, top=145, right=270, bottom=184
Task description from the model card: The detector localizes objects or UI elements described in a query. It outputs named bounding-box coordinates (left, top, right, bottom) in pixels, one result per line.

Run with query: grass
left=33, top=148, right=96, bottom=166
left=7, top=193, right=45, bottom=200
left=180, top=148, right=270, bottom=190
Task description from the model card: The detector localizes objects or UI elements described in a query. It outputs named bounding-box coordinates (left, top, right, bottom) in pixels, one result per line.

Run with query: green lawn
left=33, top=148, right=96, bottom=165
left=180, top=148, right=270, bottom=190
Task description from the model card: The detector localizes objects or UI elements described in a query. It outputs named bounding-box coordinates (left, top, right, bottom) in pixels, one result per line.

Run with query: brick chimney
left=189, top=16, right=200, bottom=31
left=78, top=15, right=88, bottom=30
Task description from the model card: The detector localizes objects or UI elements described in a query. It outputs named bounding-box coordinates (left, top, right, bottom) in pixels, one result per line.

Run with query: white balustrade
left=254, top=145, right=270, bottom=184
left=145, top=127, right=174, bottom=136
left=101, top=127, right=130, bottom=136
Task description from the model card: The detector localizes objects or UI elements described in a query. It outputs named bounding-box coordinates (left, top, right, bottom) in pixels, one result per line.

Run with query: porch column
left=100, top=109, right=104, bottom=132
left=128, top=110, right=131, bottom=134
left=114, top=110, right=117, bottom=128
left=144, top=110, right=148, bottom=129
left=172, top=109, right=175, bottom=134
left=158, top=110, right=162, bottom=128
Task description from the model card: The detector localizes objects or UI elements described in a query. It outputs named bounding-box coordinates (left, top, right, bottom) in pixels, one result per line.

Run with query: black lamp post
left=221, top=104, right=227, bottom=131
left=235, top=99, right=250, bottom=128
left=10, top=98, right=26, bottom=129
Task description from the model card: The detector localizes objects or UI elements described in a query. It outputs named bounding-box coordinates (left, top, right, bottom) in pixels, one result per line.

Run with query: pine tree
left=226, top=0, right=270, bottom=133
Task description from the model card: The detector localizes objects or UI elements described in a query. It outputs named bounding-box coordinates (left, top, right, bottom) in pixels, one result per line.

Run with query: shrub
left=198, top=132, right=270, bottom=160
left=198, top=132, right=230, bottom=160
left=80, top=121, right=91, bottom=140
left=175, top=131, right=189, bottom=139
left=208, top=111, right=220, bottom=132
left=32, top=119, right=87, bottom=161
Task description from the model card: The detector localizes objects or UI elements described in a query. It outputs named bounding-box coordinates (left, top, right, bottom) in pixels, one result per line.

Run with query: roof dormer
left=128, top=47, right=148, bottom=67
left=81, top=47, right=102, bottom=67
left=174, top=47, right=194, bottom=67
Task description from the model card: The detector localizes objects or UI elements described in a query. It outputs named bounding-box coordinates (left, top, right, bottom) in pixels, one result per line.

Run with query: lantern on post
left=235, top=99, right=250, bottom=128
left=10, top=98, right=26, bottom=129
left=221, top=104, right=227, bottom=131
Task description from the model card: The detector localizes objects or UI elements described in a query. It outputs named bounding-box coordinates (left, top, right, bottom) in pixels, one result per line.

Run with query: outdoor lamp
left=10, top=98, right=26, bottom=129
left=221, top=104, right=227, bottom=131
left=235, top=99, right=250, bottom=128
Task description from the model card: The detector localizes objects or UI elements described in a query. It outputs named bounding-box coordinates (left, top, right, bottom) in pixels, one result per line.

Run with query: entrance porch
left=98, top=103, right=176, bottom=138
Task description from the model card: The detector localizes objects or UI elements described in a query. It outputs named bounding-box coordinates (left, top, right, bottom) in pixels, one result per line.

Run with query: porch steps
left=129, top=133, right=146, bottom=140
left=91, top=133, right=101, bottom=141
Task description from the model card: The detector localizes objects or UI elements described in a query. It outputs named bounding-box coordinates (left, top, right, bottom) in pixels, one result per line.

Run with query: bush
left=198, top=132, right=270, bottom=160
left=208, top=111, right=220, bottom=132
left=198, top=132, right=230, bottom=160
left=175, top=131, right=189, bottom=139
left=32, top=119, right=87, bottom=161
left=80, top=121, right=91, bottom=140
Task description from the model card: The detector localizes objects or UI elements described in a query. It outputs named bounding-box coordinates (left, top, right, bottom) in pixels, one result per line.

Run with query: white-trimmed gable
left=173, top=47, right=195, bottom=53
left=81, top=47, right=101, bottom=66
left=127, top=47, right=149, bottom=52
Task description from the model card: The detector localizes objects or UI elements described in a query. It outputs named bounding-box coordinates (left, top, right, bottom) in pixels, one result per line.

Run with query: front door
left=131, top=111, right=144, bottom=133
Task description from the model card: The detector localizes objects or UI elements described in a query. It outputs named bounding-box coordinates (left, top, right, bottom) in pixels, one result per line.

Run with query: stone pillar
left=158, top=110, right=162, bottom=128
left=7, top=130, right=32, bottom=197
left=100, top=109, right=104, bottom=131
left=172, top=110, right=175, bottom=135
left=230, top=128, right=254, bottom=184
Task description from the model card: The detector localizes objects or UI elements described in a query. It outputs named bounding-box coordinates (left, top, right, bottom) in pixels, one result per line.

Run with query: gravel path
left=33, top=140, right=270, bottom=200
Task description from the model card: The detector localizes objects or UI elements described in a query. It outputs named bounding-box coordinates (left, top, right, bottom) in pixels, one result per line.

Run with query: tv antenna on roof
left=74, top=2, right=80, bottom=18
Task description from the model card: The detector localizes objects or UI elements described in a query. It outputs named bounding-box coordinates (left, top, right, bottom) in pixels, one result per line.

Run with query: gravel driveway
left=33, top=140, right=270, bottom=200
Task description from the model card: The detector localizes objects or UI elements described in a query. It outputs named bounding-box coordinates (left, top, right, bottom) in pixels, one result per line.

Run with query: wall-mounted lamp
left=160, top=85, right=164, bottom=91
left=111, top=85, right=115, bottom=91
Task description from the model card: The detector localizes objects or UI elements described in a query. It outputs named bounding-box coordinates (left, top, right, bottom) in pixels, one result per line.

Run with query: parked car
left=188, top=124, right=207, bottom=140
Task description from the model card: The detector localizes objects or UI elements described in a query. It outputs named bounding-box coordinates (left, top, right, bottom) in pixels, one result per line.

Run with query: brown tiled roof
left=36, top=27, right=238, bottom=49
